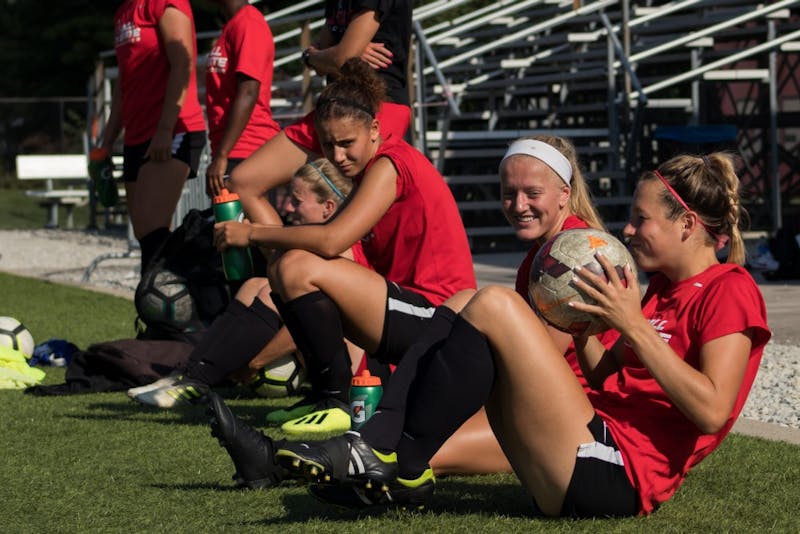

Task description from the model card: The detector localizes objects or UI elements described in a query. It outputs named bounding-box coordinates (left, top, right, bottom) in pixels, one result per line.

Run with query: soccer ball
left=529, top=228, right=635, bottom=336
left=135, top=268, right=201, bottom=332
left=248, top=353, right=306, bottom=398
left=0, top=316, right=35, bottom=358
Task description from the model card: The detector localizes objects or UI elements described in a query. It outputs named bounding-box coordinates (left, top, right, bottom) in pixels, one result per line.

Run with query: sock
left=185, top=298, right=281, bottom=385
left=277, top=291, right=352, bottom=404
left=359, top=306, right=458, bottom=452
left=138, top=227, right=170, bottom=274
left=395, top=315, right=495, bottom=478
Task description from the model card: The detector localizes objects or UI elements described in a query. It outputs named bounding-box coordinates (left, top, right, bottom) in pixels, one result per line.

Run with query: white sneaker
left=131, top=376, right=209, bottom=409
left=127, top=374, right=182, bottom=399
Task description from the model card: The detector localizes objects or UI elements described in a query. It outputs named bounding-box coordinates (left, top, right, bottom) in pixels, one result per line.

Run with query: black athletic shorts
left=372, top=280, right=435, bottom=364
left=558, top=413, right=639, bottom=518
left=123, top=130, right=206, bottom=182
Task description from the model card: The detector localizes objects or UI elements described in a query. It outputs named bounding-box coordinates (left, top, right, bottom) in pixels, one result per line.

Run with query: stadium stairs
left=90, top=0, right=800, bottom=254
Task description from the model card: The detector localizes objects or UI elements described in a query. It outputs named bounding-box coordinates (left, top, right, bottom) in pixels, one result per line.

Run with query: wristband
left=301, top=47, right=312, bottom=68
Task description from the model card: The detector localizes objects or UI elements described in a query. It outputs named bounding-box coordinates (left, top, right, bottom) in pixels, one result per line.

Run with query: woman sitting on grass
left=274, top=152, right=771, bottom=517
left=127, top=159, right=366, bottom=411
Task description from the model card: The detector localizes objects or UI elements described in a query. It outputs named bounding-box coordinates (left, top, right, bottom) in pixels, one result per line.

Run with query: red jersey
left=358, top=136, right=476, bottom=305
left=351, top=240, right=370, bottom=269
left=205, top=5, right=280, bottom=159
left=114, top=0, right=206, bottom=145
left=589, top=263, right=770, bottom=514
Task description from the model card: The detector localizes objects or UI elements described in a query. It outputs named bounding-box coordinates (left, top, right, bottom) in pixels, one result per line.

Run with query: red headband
left=653, top=170, right=729, bottom=251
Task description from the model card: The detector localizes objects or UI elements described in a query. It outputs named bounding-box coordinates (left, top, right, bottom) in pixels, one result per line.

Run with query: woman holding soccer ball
left=274, top=152, right=769, bottom=517
left=205, top=133, right=627, bottom=495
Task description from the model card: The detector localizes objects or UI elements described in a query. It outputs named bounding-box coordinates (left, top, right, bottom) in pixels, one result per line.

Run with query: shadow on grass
left=237, top=478, right=537, bottom=526
left=61, top=399, right=212, bottom=426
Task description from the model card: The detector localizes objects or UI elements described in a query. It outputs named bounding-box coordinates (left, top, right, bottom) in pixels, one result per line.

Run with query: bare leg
left=459, top=285, right=596, bottom=516
left=129, top=159, right=189, bottom=239
left=269, top=249, right=389, bottom=352
left=229, top=132, right=313, bottom=226
left=430, top=408, right=512, bottom=476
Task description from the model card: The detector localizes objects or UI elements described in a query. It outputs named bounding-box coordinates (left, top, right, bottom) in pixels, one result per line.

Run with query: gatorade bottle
left=349, top=370, right=382, bottom=431
left=88, top=147, right=118, bottom=207
left=212, top=188, right=254, bottom=281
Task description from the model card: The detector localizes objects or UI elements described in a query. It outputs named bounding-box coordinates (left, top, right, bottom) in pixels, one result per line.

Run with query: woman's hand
left=569, top=251, right=643, bottom=335
left=145, top=128, right=173, bottom=162
left=361, top=42, right=393, bottom=69
left=214, top=220, right=252, bottom=250
left=206, top=155, right=228, bottom=197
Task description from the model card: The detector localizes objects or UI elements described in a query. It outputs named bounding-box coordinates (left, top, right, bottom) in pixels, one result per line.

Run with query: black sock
left=138, top=227, right=170, bottom=274
left=185, top=298, right=281, bottom=385
left=360, top=306, right=458, bottom=452
left=278, top=291, right=352, bottom=404
left=394, top=315, right=495, bottom=478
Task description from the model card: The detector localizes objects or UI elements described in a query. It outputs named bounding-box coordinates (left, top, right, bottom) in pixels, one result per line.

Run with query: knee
left=269, top=249, right=320, bottom=296
left=461, top=286, right=524, bottom=328
left=235, top=277, right=270, bottom=305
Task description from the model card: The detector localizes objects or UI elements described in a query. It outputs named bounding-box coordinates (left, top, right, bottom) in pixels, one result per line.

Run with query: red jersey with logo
left=358, top=136, right=476, bottom=305
left=205, top=5, right=280, bottom=158
left=588, top=263, right=770, bottom=514
left=513, top=216, right=619, bottom=390
left=114, top=0, right=206, bottom=145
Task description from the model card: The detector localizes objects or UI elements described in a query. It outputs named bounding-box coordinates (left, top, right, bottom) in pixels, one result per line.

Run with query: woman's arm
left=100, top=83, right=123, bottom=152
left=147, top=6, right=194, bottom=162
left=207, top=75, right=260, bottom=196
left=572, top=334, right=623, bottom=390
left=215, top=157, right=398, bottom=257
left=572, top=254, right=753, bottom=433
left=305, top=10, right=383, bottom=75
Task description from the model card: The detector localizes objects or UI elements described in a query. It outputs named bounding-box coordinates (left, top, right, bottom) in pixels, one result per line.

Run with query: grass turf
left=0, top=187, right=91, bottom=230
left=0, top=273, right=798, bottom=532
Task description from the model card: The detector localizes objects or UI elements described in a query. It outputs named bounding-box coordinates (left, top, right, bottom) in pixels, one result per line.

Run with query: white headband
left=500, top=139, right=573, bottom=185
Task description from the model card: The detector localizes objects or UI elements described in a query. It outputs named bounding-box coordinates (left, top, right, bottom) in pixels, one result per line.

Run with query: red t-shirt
left=589, top=263, right=771, bottom=514
left=205, top=5, right=280, bottom=159
left=357, top=136, right=476, bottom=305
left=114, top=0, right=206, bottom=145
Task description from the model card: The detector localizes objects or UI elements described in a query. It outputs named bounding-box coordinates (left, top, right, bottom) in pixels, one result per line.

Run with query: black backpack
left=134, top=208, right=233, bottom=342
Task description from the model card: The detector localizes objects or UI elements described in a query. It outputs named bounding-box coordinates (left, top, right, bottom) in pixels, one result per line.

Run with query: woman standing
left=204, top=0, right=281, bottom=197
left=100, top=0, right=207, bottom=273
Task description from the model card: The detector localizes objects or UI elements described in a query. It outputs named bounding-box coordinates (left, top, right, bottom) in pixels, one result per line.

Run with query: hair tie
left=654, top=170, right=728, bottom=251
left=500, top=139, right=573, bottom=185
left=701, top=155, right=711, bottom=167
left=308, top=161, right=345, bottom=200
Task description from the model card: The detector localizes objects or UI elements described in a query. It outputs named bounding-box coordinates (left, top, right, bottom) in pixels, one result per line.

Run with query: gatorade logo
left=351, top=400, right=366, bottom=424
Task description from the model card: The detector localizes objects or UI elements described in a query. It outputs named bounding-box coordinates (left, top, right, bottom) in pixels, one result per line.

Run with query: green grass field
left=1, top=274, right=799, bottom=532
left=0, top=187, right=92, bottom=230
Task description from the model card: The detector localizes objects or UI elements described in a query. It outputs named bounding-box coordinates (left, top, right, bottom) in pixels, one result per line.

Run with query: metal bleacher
left=87, top=0, right=800, bottom=254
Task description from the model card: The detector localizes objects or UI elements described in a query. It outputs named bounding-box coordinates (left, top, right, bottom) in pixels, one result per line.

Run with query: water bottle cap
left=89, top=147, right=109, bottom=161
left=351, top=370, right=381, bottom=386
left=213, top=188, right=241, bottom=204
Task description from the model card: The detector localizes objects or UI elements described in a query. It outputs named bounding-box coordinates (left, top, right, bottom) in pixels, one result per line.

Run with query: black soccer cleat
left=274, top=431, right=398, bottom=487
left=207, top=392, right=286, bottom=489
left=308, top=467, right=435, bottom=510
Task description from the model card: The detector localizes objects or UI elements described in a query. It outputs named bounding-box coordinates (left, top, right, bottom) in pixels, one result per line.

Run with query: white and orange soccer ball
left=529, top=228, right=635, bottom=336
